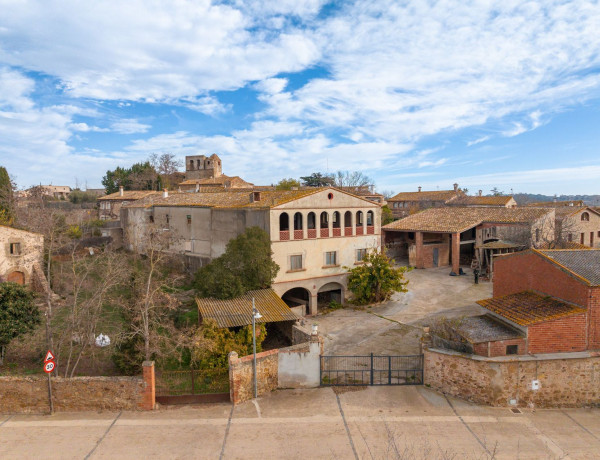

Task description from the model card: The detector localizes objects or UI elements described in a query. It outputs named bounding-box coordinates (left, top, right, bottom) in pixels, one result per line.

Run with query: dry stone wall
left=228, top=350, right=278, bottom=404
left=425, top=348, right=600, bottom=408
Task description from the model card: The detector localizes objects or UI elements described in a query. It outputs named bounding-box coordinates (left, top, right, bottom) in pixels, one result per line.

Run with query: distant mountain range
left=512, top=193, right=600, bottom=206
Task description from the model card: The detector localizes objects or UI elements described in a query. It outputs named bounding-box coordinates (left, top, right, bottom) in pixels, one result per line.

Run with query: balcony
left=367, top=226, right=374, bottom=235
left=294, top=230, right=303, bottom=240
left=280, top=231, right=290, bottom=241
left=307, top=229, right=317, bottom=239
left=344, top=227, right=353, bottom=236
left=332, top=228, right=341, bottom=237
left=356, top=227, right=364, bottom=235
left=320, top=228, right=329, bottom=238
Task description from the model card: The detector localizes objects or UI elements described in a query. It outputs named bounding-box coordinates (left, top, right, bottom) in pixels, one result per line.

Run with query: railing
left=280, top=231, right=290, bottom=241
left=356, top=227, right=364, bottom=235
left=332, top=228, right=341, bottom=237
left=156, top=369, right=230, bottom=396
left=367, top=226, right=374, bottom=234
left=344, top=227, right=353, bottom=236
left=307, top=229, right=317, bottom=238
left=320, top=228, right=329, bottom=238
left=294, top=230, right=303, bottom=240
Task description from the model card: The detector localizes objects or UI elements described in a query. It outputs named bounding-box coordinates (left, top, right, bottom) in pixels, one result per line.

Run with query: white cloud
left=467, top=136, right=491, bottom=147
left=110, top=119, right=151, bottom=134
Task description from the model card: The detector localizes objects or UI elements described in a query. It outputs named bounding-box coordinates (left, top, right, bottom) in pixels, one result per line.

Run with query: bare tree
left=334, top=170, right=373, bottom=188
left=149, top=153, right=183, bottom=190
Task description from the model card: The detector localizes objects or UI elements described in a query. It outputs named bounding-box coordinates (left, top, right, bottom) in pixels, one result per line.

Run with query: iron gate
left=155, top=368, right=230, bottom=404
left=320, top=354, right=423, bottom=386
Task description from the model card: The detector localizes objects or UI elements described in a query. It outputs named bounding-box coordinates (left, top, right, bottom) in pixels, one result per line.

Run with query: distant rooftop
left=388, top=189, right=460, bottom=202
left=383, top=207, right=552, bottom=233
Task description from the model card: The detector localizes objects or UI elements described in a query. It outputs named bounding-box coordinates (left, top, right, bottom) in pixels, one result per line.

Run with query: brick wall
left=0, top=376, right=144, bottom=414
left=473, top=338, right=527, bottom=357
left=228, top=349, right=279, bottom=404
left=424, top=348, right=600, bottom=408
left=589, top=287, right=600, bottom=349
left=528, top=314, right=587, bottom=353
left=493, top=251, right=589, bottom=306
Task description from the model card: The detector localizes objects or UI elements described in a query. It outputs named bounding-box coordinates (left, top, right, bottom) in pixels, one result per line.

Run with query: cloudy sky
left=1, top=0, right=600, bottom=195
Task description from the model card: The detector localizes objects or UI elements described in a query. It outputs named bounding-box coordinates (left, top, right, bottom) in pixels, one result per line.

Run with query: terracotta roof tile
left=98, top=190, right=159, bottom=201
left=388, top=190, right=460, bottom=202
left=197, top=289, right=299, bottom=328
left=477, top=291, right=586, bottom=326
left=452, top=195, right=515, bottom=206
left=383, top=207, right=552, bottom=233
left=454, top=315, right=524, bottom=343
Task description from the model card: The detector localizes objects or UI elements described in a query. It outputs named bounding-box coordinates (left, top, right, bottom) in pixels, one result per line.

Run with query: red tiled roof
left=477, top=291, right=586, bottom=326
left=388, top=190, right=461, bottom=202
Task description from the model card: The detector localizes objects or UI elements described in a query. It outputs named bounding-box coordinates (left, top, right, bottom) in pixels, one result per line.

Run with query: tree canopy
left=275, top=178, right=301, bottom=190
left=0, top=166, right=15, bottom=225
left=194, top=227, right=279, bottom=299
left=102, top=161, right=159, bottom=194
left=346, top=250, right=410, bottom=304
left=0, top=282, right=40, bottom=365
left=300, top=172, right=335, bottom=187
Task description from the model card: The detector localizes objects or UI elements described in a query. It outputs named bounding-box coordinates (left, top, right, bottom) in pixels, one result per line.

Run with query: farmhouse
left=0, top=224, right=44, bottom=285
left=386, top=184, right=463, bottom=219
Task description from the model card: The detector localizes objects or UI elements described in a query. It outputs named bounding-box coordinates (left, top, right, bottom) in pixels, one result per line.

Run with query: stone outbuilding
left=387, top=184, right=463, bottom=219
left=0, top=224, right=44, bottom=285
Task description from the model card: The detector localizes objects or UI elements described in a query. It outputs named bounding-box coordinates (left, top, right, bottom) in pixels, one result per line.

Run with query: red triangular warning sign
left=44, top=350, right=55, bottom=362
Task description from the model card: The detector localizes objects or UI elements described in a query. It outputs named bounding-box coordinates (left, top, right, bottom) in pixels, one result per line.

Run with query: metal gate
left=155, top=368, right=230, bottom=404
left=320, top=354, right=423, bottom=386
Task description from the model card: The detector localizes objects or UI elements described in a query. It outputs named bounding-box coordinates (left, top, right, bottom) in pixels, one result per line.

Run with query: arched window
left=320, top=212, right=329, bottom=237
left=293, top=212, right=303, bottom=239
left=332, top=211, right=341, bottom=228
left=582, top=212, right=590, bottom=222
left=294, top=212, right=303, bottom=230
left=307, top=212, right=316, bottom=238
left=367, top=211, right=374, bottom=226
left=356, top=211, right=364, bottom=235
left=279, top=213, right=289, bottom=231
left=366, top=210, right=374, bottom=234
left=189, top=160, right=194, bottom=170
left=344, top=211, right=352, bottom=229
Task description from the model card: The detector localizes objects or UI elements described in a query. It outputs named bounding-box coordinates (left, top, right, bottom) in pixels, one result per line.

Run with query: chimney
left=195, top=183, right=199, bottom=193
left=453, top=183, right=458, bottom=192
left=163, top=188, right=168, bottom=198
left=478, top=190, right=482, bottom=197
left=418, top=186, right=422, bottom=192
left=119, top=186, right=124, bottom=197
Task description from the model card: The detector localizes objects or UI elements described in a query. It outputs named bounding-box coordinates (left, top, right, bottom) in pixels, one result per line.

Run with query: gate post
left=140, top=361, right=155, bottom=411
left=388, top=356, right=392, bottom=385
left=370, top=353, right=374, bottom=385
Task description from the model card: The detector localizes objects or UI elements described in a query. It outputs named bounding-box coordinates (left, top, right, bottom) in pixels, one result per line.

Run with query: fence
left=320, top=354, right=423, bottom=386
left=155, top=368, right=230, bottom=404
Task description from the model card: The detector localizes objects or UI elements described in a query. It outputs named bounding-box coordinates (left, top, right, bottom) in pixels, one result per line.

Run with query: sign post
left=44, top=350, right=55, bottom=414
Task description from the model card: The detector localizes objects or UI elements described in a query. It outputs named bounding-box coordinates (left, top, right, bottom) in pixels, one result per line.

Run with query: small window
left=187, top=215, right=192, bottom=224
left=9, top=243, right=22, bottom=255
left=149, top=215, right=154, bottom=223
left=290, top=255, right=303, bottom=271
left=356, top=249, right=367, bottom=262
left=325, top=251, right=337, bottom=266
left=166, top=214, right=170, bottom=225
left=597, top=231, right=600, bottom=238
left=582, top=212, right=590, bottom=222
left=535, top=228, right=540, bottom=242
left=506, top=345, right=518, bottom=355
left=568, top=233, right=572, bottom=242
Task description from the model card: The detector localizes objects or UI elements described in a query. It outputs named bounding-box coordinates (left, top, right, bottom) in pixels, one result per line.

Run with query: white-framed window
left=324, top=251, right=337, bottom=266
left=290, top=254, right=303, bottom=271
left=356, top=248, right=367, bottom=262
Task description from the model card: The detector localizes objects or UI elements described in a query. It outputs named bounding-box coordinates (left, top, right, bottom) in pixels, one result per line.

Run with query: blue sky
left=1, top=0, right=600, bottom=195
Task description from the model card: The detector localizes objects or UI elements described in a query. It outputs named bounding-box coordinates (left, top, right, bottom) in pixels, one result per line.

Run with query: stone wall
left=424, top=348, right=600, bottom=408
left=228, top=349, right=279, bottom=404
left=0, top=376, right=144, bottom=414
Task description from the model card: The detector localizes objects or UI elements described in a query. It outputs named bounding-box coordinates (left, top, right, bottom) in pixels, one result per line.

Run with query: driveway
left=315, top=266, right=492, bottom=355
left=2, top=386, right=599, bottom=459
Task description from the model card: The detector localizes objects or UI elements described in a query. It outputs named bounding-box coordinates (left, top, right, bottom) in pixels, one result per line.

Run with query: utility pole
left=252, top=298, right=262, bottom=399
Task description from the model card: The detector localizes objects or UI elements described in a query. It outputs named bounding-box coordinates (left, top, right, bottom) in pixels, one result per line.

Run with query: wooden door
left=7, top=271, right=25, bottom=284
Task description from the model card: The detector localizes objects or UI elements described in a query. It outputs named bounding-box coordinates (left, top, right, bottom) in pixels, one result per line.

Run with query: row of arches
left=279, top=210, right=374, bottom=240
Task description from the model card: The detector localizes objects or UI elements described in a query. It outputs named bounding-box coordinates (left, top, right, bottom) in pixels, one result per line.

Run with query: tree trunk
left=0, top=345, right=5, bottom=366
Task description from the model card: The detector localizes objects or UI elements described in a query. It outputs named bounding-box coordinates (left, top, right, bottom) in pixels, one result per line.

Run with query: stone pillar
left=228, top=351, right=240, bottom=404
left=140, top=361, right=155, bottom=411
left=452, top=232, right=460, bottom=274
left=415, top=231, right=424, bottom=269
left=362, top=209, right=367, bottom=235
left=309, top=293, right=318, bottom=316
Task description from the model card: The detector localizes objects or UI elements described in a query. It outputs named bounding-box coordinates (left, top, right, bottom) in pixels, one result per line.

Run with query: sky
left=1, top=0, right=600, bottom=195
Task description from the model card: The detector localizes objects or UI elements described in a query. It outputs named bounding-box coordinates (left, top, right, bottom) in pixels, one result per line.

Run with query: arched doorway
left=282, top=287, right=311, bottom=316
left=7, top=271, right=25, bottom=285
left=317, top=282, right=344, bottom=308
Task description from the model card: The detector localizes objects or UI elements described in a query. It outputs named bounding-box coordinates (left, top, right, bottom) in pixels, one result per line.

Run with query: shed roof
left=197, top=289, right=299, bottom=328
left=477, top=291, right=586, bottom=326
left=537, top=249, right=600, bottom=286
left=454, top=315, right=524, bottom=343
left=383, top=207, right=552, bottom=233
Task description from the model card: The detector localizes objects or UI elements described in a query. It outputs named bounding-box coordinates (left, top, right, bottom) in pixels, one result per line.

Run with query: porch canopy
left=197, top=288, right=299, bottom=328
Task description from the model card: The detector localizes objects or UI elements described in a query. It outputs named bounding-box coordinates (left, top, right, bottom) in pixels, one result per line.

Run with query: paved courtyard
left=316, top=266, right=492, bottom=355
left=1, top=386, right=599, bottom=459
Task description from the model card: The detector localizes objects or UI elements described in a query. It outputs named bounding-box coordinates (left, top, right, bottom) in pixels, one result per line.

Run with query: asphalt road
left=2, top=386, right=599, bottom=459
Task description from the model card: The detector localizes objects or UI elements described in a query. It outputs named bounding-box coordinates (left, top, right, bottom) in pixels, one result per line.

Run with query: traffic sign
left=44, top=361, right=56, bottom=373
left=44, top=350, right=55, bottom=362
